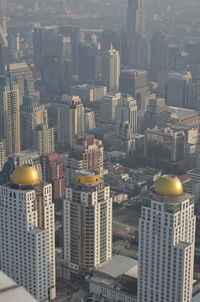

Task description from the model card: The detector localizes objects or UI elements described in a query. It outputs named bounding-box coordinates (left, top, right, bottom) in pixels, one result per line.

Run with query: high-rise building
left=85, top=109, right=96, bottom=132
left=126, top=0, right=148, bottom=68
left=0, top=165, right=56, bottom=301
left=63, top=135, right=104, bottom=185
left=100, top=92, right=121, bottom=124
left=143, top=98, right=169, bottom=131
left=0, top=139, right=6, bottom=171
left=166, top=71, right=195, bottom=108
left=0, top=20, right=8, bottom=73
left=102, top=44, right=120, bottom=92
left=138, top=175, right=196, bottom=302
left=119, top=69, right=152, bottom=110
left=20, top=95, right=48, bottom=150
left=144, top=127, right=185, bottom=162
left=9, top=63, right=35, bottom=100
left=0, top=69, right=21, bottom=155
left=0, top=150, right=42, bottom=185
left=116, top=94, right=137, bottom=136
left=78, top=41, right=102, bottom=83
left=40, top=152, right=65, bottom=200
left=127, top=0, right=145, bottom=38
left=149, top=32, right=169, bottom=89
left=63, top=171, right=112, bottom=274
left=33, top=124, right=55, bottom=155
left=58, top=95, right=85, bottom=148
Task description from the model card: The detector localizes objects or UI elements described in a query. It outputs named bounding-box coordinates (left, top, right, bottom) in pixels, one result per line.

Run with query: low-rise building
left=89, top=255, right=137, bottom=302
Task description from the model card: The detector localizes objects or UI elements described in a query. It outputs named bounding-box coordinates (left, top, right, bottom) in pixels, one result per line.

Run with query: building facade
left=40, top=152, right=65, bottom=200
left=0, top=71, right=21, bottom=155
left=100, top=92, right=121, bottom=124
left=102, top=44, right=120, bottom=92
left=58, top=95, right=85, bottom=147
left=63, top=171, right=112, bottom=274
left=138, top=175, right=196, bottom=302
left=116, top=94, right=137, bottom=136
left=0, top=165, right=56, bottom=301
left=63, top=135, right=104, bottom=185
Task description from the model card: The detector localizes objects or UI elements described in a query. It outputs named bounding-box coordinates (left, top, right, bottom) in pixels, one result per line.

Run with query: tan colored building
left=33, top=124, right=55, bottom=155
left=0, top=139, right=6, bottom=171
left=63, top=171, right=112, bottom=275
left=0, top=72, right=21, bottom=155
left=20, top=96, right=48, bottom=150
left=58, top=95, right=85, bottom=147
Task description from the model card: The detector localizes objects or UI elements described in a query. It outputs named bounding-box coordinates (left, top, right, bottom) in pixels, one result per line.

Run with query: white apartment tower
left=102, top=44, right=120, bottom=92
left=116, top=94, right=137, bottom=136
left=0, top=165, right=56, bottom=301
left=63, top=171, right=112, bottom=274
left=58, top=95, right=85, bottom=147
left=100, top=92, right=121, bottom=124
left=138, top=175, right=196, bottom=302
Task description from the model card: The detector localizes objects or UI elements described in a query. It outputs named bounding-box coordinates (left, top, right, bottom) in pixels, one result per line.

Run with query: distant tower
left=58, top=95, right=85, bottom=148
left=0, top=165, right=56, bottom=301
left=102, top=44, right=120, bottom=92
left=138, top=175, right=196, bottom=302
left=63, top=171, right=112, bottom=275
left=0, top=67, right=21, bottom=155
left=116, top=94, right=137, bottom=136
left=126, top=0, right=148, bottom=68
left=127, top=0, right=145, bottom=38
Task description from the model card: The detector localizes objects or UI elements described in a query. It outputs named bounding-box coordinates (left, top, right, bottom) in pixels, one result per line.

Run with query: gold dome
left=75, top=171, right=100, bottom=185
left=154, top=175, right=183, bottom=197
left=12, top=165, right=40, bottom=185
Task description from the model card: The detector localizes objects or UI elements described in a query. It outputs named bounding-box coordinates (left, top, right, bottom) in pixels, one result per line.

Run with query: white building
left=116, top=94, right=137, bottom=136
left=0, top=165, right=56, bottom=301
left=58, top=95, right=85, bottom=147
left=102, top=45, right=120, bottom=92
left=89, top=255, right=137, bottom=302
left=100, top=92, right=121, bottom=124
left=63, top=171, right=112, bottom=274
left=85, top=109, right=96, bottom=132
left=138, top=175, right=196, bottom=302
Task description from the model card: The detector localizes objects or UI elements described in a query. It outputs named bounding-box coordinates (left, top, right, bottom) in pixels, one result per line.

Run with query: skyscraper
left=102, top=44, right=120, bottom=92
left=166, top=71, right=195, bottom=109
left=138, top=175, right=196, bottom=302
left=119, top=69, right=151, bottom=110
left=0, top=69, right=21, bottom=155
left=33, top=124, right=55, bottom=155
left=126, top=0, right=148, bottom=68
left=100, top=92, right=121, bottom=124
left=63, top=171, right=112, bottom=274
left=0, top=165, right=56, bottom=301
left=63, top=135, right=104, bottom=184
left=20, top=95, right=48, bottom=151
left=0, top=139, right=6, bottom=171
left=58, top=95, right=85, bottom=148
left=149, top=32, right=169, bottom=86
left=40, top=152, right=65, bottom=200
left=116, top=94, right=137, bottom=136
left=143, top=98, right=169, bottom=131
left=127, top=0, right=145, bottom=38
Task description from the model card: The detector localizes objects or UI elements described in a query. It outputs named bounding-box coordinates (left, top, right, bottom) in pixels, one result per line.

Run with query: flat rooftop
left=0, top=271, right=37, bottom=302
left=95, top=255, right=138, bottom=279
left=169, top=106, right=199, bottom=120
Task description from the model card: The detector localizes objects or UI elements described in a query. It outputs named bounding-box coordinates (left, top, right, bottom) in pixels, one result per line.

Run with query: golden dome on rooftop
left=154, top=175, right=183, bottom=197
left=75, top=171, right=100, bottom=185
left=12, top=165, right=40, bottom=185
